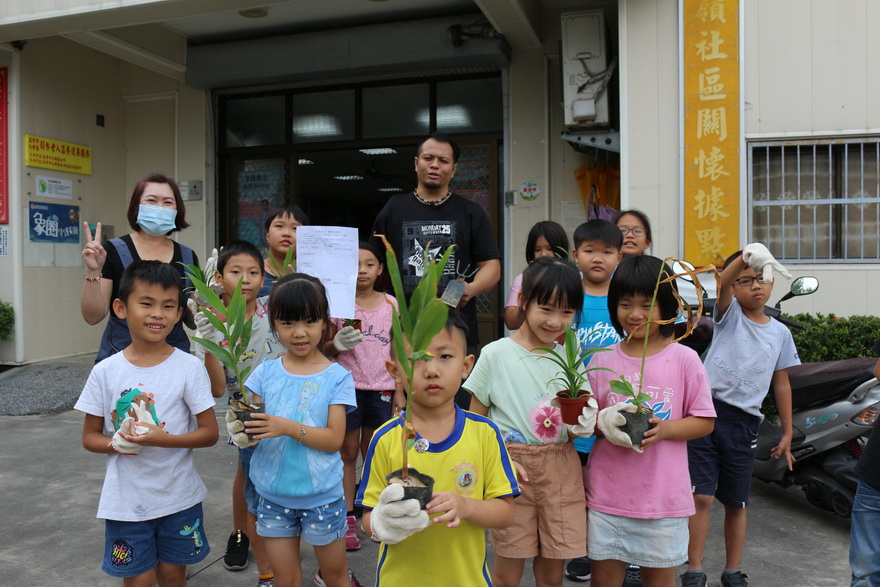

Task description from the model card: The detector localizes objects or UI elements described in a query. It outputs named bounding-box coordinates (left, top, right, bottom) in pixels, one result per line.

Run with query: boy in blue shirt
left=75, top=260, right=219, bottom=585
left=567, top=219, right=624, bottom=582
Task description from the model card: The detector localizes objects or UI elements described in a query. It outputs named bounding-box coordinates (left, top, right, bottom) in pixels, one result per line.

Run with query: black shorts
left=346, top=389, right=393, bottom=431
left=687, top=399, right=761, bottom=509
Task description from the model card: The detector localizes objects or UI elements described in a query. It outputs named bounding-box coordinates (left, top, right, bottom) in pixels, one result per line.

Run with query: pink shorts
left=490, top=442, right=587, bottom=559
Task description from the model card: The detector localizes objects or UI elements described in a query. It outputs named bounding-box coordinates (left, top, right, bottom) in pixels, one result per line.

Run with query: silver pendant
left=414, top=438, right=430, bottom=453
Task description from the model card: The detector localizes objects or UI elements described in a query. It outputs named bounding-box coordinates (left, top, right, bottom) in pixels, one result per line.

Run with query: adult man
left=371, top=133, right=501, bottom=371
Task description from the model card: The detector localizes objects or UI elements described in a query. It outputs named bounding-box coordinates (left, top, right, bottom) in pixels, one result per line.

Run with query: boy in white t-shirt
left=75, top=260, right=219, bottom=584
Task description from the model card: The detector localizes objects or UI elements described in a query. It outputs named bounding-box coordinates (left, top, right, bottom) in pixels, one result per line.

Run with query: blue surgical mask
left=137, top=204, right=177, bottom=237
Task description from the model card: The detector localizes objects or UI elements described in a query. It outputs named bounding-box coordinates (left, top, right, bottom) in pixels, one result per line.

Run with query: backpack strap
left=179, top=244, right=195, bottom=291
left=108, top=237, right=134, bottom=268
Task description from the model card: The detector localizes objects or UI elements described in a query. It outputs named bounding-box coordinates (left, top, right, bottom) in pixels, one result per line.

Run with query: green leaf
left=192, top=337, right=237, bottom=372
left=609, top=378, right=634, bottom=398
left=239, top=365, right=253, bottom=385
left=410, top=299, right=449, bottom=352
left=409, top=349, right=432, bottom=362
left=201, top=309, right=227, bottom=337
left=376, top=234, right=411, bottom=333
left=406, top=437, right=415, bottom=452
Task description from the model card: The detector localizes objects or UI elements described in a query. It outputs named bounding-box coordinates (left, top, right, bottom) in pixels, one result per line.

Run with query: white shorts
left=587, top=509, right=688, bottom=568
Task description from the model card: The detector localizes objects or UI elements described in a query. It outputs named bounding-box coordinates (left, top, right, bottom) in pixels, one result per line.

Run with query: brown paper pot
left=233, top=402, right=265, bottom=440
left=620, top=407, right=655, bottom=448
left=555, top=391, right=591, bottom=425
left=385, top=467, right=435, bottom=509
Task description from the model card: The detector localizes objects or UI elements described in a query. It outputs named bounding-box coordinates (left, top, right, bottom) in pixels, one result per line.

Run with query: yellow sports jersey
left=356, top=406, right=519, bottom=586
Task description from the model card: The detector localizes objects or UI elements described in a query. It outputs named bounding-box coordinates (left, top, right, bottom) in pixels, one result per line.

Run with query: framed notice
left=28, top=201, right=81, bottom=243
left=25, top=134, right=92, bottom=175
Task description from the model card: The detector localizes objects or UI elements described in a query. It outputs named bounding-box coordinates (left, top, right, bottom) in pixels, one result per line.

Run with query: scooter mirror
left=671, top=260, right=696, bottom=283
left=791, top=276, right=819, bottom=296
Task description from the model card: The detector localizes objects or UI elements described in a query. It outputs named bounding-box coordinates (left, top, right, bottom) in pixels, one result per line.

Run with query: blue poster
left=28, top=201, right=80, bottom=243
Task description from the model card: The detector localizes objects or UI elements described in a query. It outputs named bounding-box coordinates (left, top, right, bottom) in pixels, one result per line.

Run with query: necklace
left=413, top=189, right=451, bottom=207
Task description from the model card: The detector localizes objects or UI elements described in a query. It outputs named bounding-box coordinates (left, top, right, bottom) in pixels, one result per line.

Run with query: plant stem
left=636, top=261, right=667, bottom=414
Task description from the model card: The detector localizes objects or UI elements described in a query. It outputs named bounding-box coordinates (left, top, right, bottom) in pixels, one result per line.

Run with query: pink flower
left=530, top=404, right=562, bottom=443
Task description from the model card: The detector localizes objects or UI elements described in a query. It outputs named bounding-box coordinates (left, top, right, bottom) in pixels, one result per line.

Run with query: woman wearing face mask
left=80, top=173, right=199, bottom=363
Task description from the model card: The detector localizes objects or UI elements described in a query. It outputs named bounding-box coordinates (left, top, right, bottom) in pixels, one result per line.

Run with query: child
left=260, top=205, right=309, bottom=296
left=231, top=273, right=358, bottom=587
left=196, top=240, right=282, bottom=584
left=357, top=312, right=519, bottom=586
left=466, top=256, right=594, bottom=587
left=74, top=260, right=219, bottom=584
left=567, top=219, right=624, bottom=583
left=323, top=242, right=403, bottom=551
left=585, top=255, right=715, bottom=587
left=504, top=220, right=570, bottom=330
left=684, top=244, right=798, bottom=587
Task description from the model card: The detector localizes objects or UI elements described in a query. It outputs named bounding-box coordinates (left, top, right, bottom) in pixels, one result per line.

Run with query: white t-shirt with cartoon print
left=75, top=349, right=216, bottom=521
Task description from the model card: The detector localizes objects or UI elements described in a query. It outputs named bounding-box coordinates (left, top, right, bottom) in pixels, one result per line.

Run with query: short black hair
left=416, top=133, right=461, bottom=164
left=572, top=219, right=623, bottom=250
left=608, top=255, right=679, bottom=338
left=359, top=241, right=383, bottom=262
left=217, top=240, right=265, bottom=275
left=263, top=205, right=309, bottom=233
left=117, top=260, right=183, bottom=306
left=525, top=221, right=570, bottom=263
left=612, top=209, right=653, bottom=245
left=268, top=273, right=330, bottom=329
left=389, top=310, right=470, bottom=359
left=520, top=256, right=583, bottom=312
left=723, top=250, right=743, bottom=269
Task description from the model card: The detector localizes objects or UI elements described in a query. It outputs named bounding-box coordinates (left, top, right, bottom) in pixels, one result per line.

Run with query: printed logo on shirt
left=402, top=220, right=458, bottom=293
left=452, top=461, right=479, bottom=496
left=576, top=322, right=621, bottom=349
left=110, top=539, right=133, bottom=566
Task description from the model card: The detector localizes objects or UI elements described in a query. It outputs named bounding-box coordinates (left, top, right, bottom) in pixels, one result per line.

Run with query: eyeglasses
left=618, top=226, right=646, bottom=237
left=733, top=276, right=773, bottom=287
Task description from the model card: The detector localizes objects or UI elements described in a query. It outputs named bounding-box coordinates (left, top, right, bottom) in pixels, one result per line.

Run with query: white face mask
left=137, top=204, right=177, bottom=237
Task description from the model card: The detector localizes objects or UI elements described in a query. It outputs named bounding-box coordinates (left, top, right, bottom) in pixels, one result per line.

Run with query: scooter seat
left=783, top=357, right=877, bottom=410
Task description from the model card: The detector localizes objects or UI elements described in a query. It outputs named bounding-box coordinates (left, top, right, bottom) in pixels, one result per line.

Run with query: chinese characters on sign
left=25, top=134, right=92, bottom=175
left=28, top=201, right=81, bottom=243
left=683, top=0, right=740, bottom=266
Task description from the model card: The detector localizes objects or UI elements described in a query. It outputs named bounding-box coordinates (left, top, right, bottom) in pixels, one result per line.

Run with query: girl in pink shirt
left=585, top=255, right=715, bottom=587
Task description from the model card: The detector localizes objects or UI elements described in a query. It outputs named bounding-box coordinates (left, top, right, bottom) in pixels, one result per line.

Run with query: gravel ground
left=0, top=354, right=94, bottom=415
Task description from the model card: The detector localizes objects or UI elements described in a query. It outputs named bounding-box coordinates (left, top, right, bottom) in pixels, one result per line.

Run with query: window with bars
left=749, top=138, right=880, bottom=262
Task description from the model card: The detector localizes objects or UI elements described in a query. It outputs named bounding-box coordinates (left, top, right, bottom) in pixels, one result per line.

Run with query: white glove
left=598, top=402, right=643, bottom=454
left=370, top=483, right=430, bottom=545
left=193, top=248, right=223, bottom=306
left=333, top=325, right=363, bottom=352
left=194, top=308, right=218, bottom=340
left=111, top=417, right=149, bottom=455
left=568, top=397, right=599, bottom=438
left=226, top=409, right=259, bottom=448
left=742, top=243, right=791, bottom=283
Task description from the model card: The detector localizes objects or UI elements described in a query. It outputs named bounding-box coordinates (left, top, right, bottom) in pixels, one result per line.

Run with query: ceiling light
left=298, top=158, right=314, bottom=165
left=359, top=148, right=398, bottom=155
left=292, top=114, right=342, bottom=138
left=417, top=105, right=471, bottom=128
left=378, top=187, right=402, bottom=192
left=334, top=175, right=364, bottom=181
left=239, top=7, right=269, bottom=18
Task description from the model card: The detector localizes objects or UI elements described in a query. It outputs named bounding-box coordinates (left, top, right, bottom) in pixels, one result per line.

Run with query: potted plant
left=342, top=317, right=362, bottom=331
left=609, top=258, right=717, bottom=447
left=534, top=328, right=611, bottom=425
left=183, top=262, right=261, bottom=436
left=376, top=234, right=454, bottom=507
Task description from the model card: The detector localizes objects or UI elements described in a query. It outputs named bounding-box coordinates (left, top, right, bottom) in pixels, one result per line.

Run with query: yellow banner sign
left=682, top=0, right=740, bottom=266
left=25, top=134, right=92, bottom=175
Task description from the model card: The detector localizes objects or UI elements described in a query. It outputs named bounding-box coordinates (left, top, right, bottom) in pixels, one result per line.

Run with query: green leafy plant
left=535, top=328, right=609, bottom=398
left=182, top=262, right=254, bottom=405
left=266, top=246, right=295, bottom=278
left=376, top=234, right=453, bottom=482
left=0, top=301, right=13, bottom=341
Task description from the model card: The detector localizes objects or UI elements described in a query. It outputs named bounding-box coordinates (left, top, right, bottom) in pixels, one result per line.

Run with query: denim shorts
left=239, top=446, right=258, bottom=515
left=346, top=389, right=393, bottom=430
left=588, top=509, right=688, bottom=568
left=688, top=399, right=761, bottom=508
left=255, top=495, right=347, bottom=546
left=102, top=502, right=210, bottom=578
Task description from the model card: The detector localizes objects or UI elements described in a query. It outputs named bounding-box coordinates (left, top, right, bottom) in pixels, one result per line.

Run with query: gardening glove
left=226, top=409, right=259, bottom=449
left=111, top=417, right=144, bottom=454
left=370, top=483, right=430, bottom=545
left=568, top=397, right=599, bottom=438
left=333, top=325, right=363, bottom=352
left=193, top=248, right=223, bottom=306
left=742, top=243, right=791, bottom=283
left=194, top=308, right=217, bottom=341
left=598, top=402, right=643, bottom=454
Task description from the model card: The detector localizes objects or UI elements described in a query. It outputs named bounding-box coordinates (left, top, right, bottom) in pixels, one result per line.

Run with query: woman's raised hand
left=82, top=221, right=107, bottom=273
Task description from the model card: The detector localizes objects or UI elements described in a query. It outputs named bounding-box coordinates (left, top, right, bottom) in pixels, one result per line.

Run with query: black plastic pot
left=620, top=407, right=655, bottom=448
left=386, top=467, right=435, bottom=509
left=232, top=402, right=265, bottom=440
